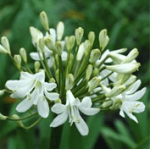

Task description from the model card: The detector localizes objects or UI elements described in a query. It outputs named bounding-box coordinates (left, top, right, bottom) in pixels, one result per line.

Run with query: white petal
left=119, top=109, right=125, bottom=118
left=66, top=90, right=76, bottom=104
left=16, top=96, right=33, bottom=112
left=126, top=80, right=141, bottom=94
left=79, top=107, right=100, bottom=116
left=125, top=112, right=138, bottom=123
left=45, top=92, right=59, bottom=101
left=44, top=82, right=57, bottom=91
left=75, top=115, right=89, bottom=136
left=50, top=110, right=68, bottom=127
left=10, top=80, right=35, bottom=98
left=50, top=28, right=56, bottom=42
left=37, top=97, right=49, bottom=118
left=5, top=80, right=21, bottom=90
left=80, top=97, right=92, bottom=108
left=20, top=72, right=33, bottom=80
left=61, top=51, right=67, bottom=61
left=125, top=87, right=146, bottom=101
left=51, top=103, right=67, bottom=114
left=30, top=52, right=41, bottom=60
left=47, top=57, right=54, bottom=67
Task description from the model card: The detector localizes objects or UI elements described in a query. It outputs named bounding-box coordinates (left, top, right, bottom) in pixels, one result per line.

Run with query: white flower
left=101, top=80, right=146, bottom=123
left=5, top=70, right=59, bottom=118
left=119, top=80, right=146, bottom=123
left=50, top=90, right=99, bottom=136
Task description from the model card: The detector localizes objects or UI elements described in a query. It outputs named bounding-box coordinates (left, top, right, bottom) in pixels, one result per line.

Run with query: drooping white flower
left=50, top=90, right=99, bottom=136
left=101, top=80, right=146, bottom=123
left=5, top=70, right=59, bottom=118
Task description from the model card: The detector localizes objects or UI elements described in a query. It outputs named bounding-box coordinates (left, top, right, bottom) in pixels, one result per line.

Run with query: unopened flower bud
left=34, top=61, right=40, bottom=72
left=57, top=21, right=64, bottom=40
left=99, top=29, right=109, bottom=51
left=89, top=49, right=101, bottom=63
left=49, top=78, right=56, bottom=83
left=106, top=85, right=126, bottom=97
left=20, top=48, right=27, bottom=63
left=0, top=89, right=5, bottom=96
left=110, top=99, right=122, bottom=110
left=55, top=41, right=63, bottom=55
left=39, top=38, right=45, bottom=52
left=93, top=68, right=99, bottom=77
left=65, top=36, right=75, bottom=51
left=106, top=62, right=140, bottom=74
left=123, top=48, right=139, bottom=63
left=55, top=98, right=61, bottom=103
left=45, top=37, right=56, bottom=52
left=1, top=37, right=11, bottom=54
left=12, top=114, right=24, bottom=128
left=86, top=64, right=93, bottom=81
left=65, top=74, right=74, bottom=90
left=88, top=77, right=101, bottom=92
left=30, top=27, right=43, bottom=45
left=14, top=55, right=22, bottom=69
left=39, top=11, right=49, bottom=31
left=75, top=27, right=84, bottom=45
left=88, top=31, right=95, bottom=46
left=101, top=100, right=113, bottom=108
left=76, top=42, right=85, bottom=61
left=0, top=113, right=7, bottom=120
left=0, top=45, right=7, bottom=54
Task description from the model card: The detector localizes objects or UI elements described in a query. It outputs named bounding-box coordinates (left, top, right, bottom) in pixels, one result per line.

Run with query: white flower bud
left=89, top=49, right=101, bottom=63
left=39, top=11, right=49, bottom=31
left=76, top=42, right=85, bottom=61
left=30, top=27, right=43, bottom=45
left=65, top=74, right=74, bottom=90
left=88, top=31, right=95, bottom=46
left=123, top=48, right=139, bottom=63
left=14, top=55, right=22, bottom=69
left=65, top=36, right=75, bottom=51
left=99, top=29, right=109, bottom=51
left=1, top=37, right=11, bottom=54
left=39, top=38, right=45, bottom=52
left=75, top=27, right=84, bottom=45
left=12, top=114, right=24, bottom=128
left=57, top=21, right=64, bottom=40
left=110, top=99, right=122, bottom=110
left=55, top=41, right=63, bottom=55
left=86, top=64, right=93, bottom=81
left=0, top=89, right=5, bottom=96
left=88, top=77, right=101, bottom=92
left=20, top=48, right=27, bottom=63
left=101, top=100, right=113, bottom=108
left=44, top=37, right=56, bottom=52
left=34, top=61, right=40, bottom=72
left=0, top=113, right=7, bottom=120
left=106, top=62, right=140, bottom=74
left=0, top=44, right=7, bottom=54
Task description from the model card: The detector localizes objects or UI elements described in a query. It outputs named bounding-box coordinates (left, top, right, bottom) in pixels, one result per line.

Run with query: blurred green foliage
left=0, top=0, right=149, bottom=149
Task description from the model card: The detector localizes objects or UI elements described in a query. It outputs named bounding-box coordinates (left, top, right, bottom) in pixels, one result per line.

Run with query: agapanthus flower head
left=0, top=11, right=146, bottom=136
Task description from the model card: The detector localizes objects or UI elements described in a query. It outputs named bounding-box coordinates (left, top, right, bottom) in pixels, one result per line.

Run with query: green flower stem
left=58, top=56, right=63, bottom=94
left=49, top=118, right=63, bottom=149
left=42, top=51, right=53, bottom=78
left=7, top=112, right=38, bottom=121
left=24, top=117, right=42, bottom=129
left=101, top=72, right=113, bottom=81
left=25, top=62, right=33, bottom=73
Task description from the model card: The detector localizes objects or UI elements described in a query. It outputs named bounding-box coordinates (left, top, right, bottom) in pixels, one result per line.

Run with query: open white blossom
left=50, top=90, right=99, bottom=136
left=5, top=70, right=59, bottom=118
left=101, top=79, right=146, bottom=123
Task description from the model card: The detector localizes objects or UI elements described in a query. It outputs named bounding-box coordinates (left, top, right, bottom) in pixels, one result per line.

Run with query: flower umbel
left=0, top=11, right=146, bottom=136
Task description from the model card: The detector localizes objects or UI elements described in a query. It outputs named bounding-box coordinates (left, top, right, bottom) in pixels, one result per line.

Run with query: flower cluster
left=0, top=11, right=146, bottom=136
